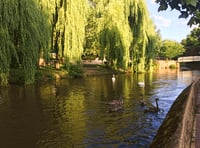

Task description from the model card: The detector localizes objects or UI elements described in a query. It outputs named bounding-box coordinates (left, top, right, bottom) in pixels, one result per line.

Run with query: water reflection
left=0, top=69, right=199, bottom=148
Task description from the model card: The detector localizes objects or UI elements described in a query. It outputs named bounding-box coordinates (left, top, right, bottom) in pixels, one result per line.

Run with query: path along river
left=0, top=69, right=200, bottom=148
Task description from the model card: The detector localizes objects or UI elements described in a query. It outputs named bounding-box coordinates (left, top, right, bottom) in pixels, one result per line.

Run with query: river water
left=0, top=69, right=200, bottom=148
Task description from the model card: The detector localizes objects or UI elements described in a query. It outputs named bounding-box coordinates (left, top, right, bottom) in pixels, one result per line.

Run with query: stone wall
left=150, top=78, right=200, bottom=148
left=155, top=60, right=179, bottom=69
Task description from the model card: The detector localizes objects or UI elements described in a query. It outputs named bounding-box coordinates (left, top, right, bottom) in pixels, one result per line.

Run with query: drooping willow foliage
left=0, top=26, right=14, bottom=86
left=83, top=4, right=100, bottom=60
left=39, top=0, right=88, bottom=63
left=64, top=0, right=87, bottom=62
left=43, top=0, right=160, bottom=71
left=99, top=0, right=133, bottom=70
left=92, top=0, right=159, bottom=72
left=0, top=0, right=160, bottom=86
left=0, top=0, right=50, bottom=86
left=127, top=0, right=159, bottom=72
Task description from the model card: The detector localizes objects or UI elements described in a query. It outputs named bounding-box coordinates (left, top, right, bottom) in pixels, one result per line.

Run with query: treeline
left=0, top=0, right=161, bottom=86
left=0, top=0, right=49, bottom=86
left=180, top=27, right=200, bottom=57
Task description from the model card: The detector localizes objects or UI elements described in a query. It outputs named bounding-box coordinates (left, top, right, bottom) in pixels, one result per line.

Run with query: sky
left=145, top=0, right=196, bottom=42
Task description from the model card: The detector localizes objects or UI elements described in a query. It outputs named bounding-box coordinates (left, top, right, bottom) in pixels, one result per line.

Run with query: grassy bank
left=9, top=67, right=68, bottom=85
left=8, top=64, right=117, bottom=85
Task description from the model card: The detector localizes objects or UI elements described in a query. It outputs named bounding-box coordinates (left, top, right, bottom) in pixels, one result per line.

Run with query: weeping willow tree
left=40, top=0, right=88, bottom=63
left=99, top=0, right=133, bottom=70
left=95, top=0, right=159, bottom=72
left=0, top=1, right=20, bottom=86
left=83, top=2, right=100, bottom=60
left=37, top=0, right=65, bottom=61
left=145, top=28, right=162, bottom=72
left=0, top=26, right=14, bottom=86
left=0, top=0, right=50, bottom=86
left=39, top=0, right=88, bottom=63
left=127, top=0, right=159, bottom=72
left=100, top=27, right=125, bottom=70
left=64, top=0, right=88, bottom=62
left=38, top=0, right=159, bottom=73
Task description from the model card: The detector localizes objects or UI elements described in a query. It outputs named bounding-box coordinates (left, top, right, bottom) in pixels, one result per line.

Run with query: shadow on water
left=0, top=69, right=200, bottom=148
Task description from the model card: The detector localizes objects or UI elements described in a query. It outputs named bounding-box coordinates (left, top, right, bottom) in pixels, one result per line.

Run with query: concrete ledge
left=150, top=77, right=200, bottom=148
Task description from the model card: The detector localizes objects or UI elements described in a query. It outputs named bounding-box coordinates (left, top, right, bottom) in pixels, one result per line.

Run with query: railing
left=177, top=56, right=200, bottom=63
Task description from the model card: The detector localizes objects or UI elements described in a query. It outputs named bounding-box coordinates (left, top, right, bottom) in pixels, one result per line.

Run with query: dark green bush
left=68, top=64, right=83, bottom=78
left=169, top=64, right=176, bottom=69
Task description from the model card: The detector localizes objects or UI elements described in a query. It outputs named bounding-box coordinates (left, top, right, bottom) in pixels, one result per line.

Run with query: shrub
left=169, top=64, right=176, bottom=69
left=68, top=64, right=83, bottom=78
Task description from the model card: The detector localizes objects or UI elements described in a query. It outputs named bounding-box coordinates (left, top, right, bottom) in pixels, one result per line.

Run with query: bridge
left=177, top=56, right=200, bottom=63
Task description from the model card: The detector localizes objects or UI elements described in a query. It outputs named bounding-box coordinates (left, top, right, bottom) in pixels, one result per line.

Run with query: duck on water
left=107, top=98, right=161, bottom=113
left=140, top=98, right=161, bottom=113
left=107, top=99, right=124, bottom=112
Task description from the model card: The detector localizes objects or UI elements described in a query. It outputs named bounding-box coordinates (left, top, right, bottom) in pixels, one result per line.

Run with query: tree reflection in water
left=0, top=70, right=199, bottom=148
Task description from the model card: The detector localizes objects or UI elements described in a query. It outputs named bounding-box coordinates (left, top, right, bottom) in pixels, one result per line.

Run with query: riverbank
left=8, top=60, right=199, bottom=85
left=9, top=67, right=68, bottom=84
left=150, top=77, right=200, bottom=148
left=82, top=64, right=116, bottom=76
left=9, top=64, right=116, bottom=84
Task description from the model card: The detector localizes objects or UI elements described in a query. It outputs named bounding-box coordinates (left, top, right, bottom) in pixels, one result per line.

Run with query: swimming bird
left=138, top=82, right=145, bottom=87
left=144, top=98, right=160, bottom=113
left=139, top=98, right=147, bottom=106
left=108, top=99, right=124, bottom=105
left=108, top=99, right=124, bottom=112
left=112, top=74, right=116, bottom=82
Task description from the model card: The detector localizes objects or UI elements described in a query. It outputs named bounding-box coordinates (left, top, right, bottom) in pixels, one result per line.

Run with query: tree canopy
left=181, top=27, right=200, bottom=56
left=0, top=0, right=161, bottom=86
left=159, top=40, right=185, bottom=59
left=181, top=27, right=200, bottom=47
left=155, top=0, right=200, bottom=26
left=0, top=0, right=50, bottom=86
left=97, top=0, right=159, bottom=72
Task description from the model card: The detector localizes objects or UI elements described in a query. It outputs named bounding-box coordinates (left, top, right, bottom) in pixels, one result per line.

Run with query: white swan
left=112, top=74, right=116, bottom=82
left=138, top=82, right=145, bottom=87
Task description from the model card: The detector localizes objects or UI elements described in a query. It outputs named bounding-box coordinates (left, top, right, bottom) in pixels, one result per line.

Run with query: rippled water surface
left=0, top=69, right=200, bottom=148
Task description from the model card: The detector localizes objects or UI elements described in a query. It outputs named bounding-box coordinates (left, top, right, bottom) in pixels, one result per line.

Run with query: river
left=0, top=69, right=199, bottom=148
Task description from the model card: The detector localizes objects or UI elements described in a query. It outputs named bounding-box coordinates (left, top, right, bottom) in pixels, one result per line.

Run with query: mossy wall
left=150, top=78, right=200, bottom=148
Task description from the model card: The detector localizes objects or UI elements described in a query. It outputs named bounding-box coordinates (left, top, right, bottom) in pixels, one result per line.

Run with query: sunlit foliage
left=39, top=0, right=88, bottom=63
left=127, top=0, right=159, bottom=72
left=0, top=0, right=50, bottom=86
left=83, top=4, right=100, bottom=60
left=98, top=0, right=132, bottom=70
left=160, top=40, right=185, bottom=59
left=0, top=0, right=161, bottom=86
left=40, top=0, right=159, bottom=72
left=97, top=0, right=159, bottom=72
left=182, top=27, right=200, bottom=47
left=181, top=27, right=200, bottom=56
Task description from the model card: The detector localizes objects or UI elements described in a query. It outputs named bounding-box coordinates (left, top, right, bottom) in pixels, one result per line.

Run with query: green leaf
left=158, top=3, right=168, bottom=11
left=179, top=11, right=189, bottom=18
left=187, top=16, right=195, bottom=27
left=185, top=0, right=198, bottom=7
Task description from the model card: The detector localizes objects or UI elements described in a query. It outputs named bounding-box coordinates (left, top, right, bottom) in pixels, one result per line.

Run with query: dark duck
left=139, top=98, right=147, bottom=106
left=108, top=100, right=124, bottom=112
left=144, top=98, right=160, bottom=113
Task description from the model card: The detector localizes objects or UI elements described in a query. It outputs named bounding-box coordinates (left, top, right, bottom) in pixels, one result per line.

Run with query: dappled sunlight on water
left=0, top=69, right=200, bottom=147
